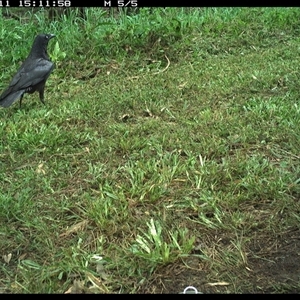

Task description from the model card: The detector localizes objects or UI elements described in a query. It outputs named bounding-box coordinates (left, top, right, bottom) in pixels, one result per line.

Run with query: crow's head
left=38, top=33, right=56, bottom=45
left=30, top=33, right=56, bottom=59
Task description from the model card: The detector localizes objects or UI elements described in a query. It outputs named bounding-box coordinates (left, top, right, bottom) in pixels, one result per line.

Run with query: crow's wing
left=0, top=58, right=54, bottom=107
left=6, top=58, right=54, bottom=92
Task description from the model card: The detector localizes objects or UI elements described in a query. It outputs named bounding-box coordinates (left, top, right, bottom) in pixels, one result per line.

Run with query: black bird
left=0, top=33, right=56, bottom=108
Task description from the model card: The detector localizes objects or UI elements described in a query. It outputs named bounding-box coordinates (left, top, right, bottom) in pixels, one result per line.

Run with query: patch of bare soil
left=137, top=227, right=300, bottom=294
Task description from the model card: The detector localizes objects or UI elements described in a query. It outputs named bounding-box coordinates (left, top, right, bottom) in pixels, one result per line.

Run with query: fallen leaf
left=178, top=82, right=187, bottom=89
left=86, top=272, right=109, bottom=293
left=64, top=279, right=85, bottom=294
left=95, top=262, right=109, bottom=280
left=59, top=220, right=89, bottom=237
left=36, top=163, right=46, bottom=174
left=18, top=253, right=27, bottom=260
left=3, top=253, right=12, bottom=264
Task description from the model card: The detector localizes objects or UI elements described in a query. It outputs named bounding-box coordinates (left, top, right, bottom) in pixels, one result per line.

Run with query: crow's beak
left=49, top=34, right=56, bottom=39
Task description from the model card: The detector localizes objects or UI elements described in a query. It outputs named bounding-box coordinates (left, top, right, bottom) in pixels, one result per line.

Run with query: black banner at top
left=1, top=0, right=281, bottom=7
left=3, top=0, right=172, bottom=7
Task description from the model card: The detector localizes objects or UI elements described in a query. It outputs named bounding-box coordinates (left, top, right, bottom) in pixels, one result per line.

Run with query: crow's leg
left=19, top=94, right=24, bottom=108
left=39, top=90, right=45, bottom=105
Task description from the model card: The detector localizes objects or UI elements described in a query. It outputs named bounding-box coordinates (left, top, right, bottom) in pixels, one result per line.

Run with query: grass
left=1, top=7, right=300, bottom=293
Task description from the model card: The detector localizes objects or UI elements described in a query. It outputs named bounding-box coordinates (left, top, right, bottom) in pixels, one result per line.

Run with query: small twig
left=153, top=55, right=170, bottom=75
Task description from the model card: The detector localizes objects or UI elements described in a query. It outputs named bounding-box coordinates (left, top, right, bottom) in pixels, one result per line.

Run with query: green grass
left=1, top=7, right=300, bottom=293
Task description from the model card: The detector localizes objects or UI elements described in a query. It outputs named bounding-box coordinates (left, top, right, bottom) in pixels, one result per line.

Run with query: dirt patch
left=137, top=227, right=300, bottom=293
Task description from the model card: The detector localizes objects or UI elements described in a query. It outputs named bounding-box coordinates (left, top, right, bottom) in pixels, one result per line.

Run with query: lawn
left=0, top=7, right=300, bottom=293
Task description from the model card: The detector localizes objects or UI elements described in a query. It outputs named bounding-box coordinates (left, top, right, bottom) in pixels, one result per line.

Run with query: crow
left=0, top=33, right=56, bottom=108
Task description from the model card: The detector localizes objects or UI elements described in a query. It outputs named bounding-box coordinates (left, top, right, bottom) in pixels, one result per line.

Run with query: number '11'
left=0, top=1, right=10, bottom=6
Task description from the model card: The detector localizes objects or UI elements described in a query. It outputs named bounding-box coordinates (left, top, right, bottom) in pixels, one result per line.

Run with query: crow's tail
left=0, top=90, right=24, bottom=108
